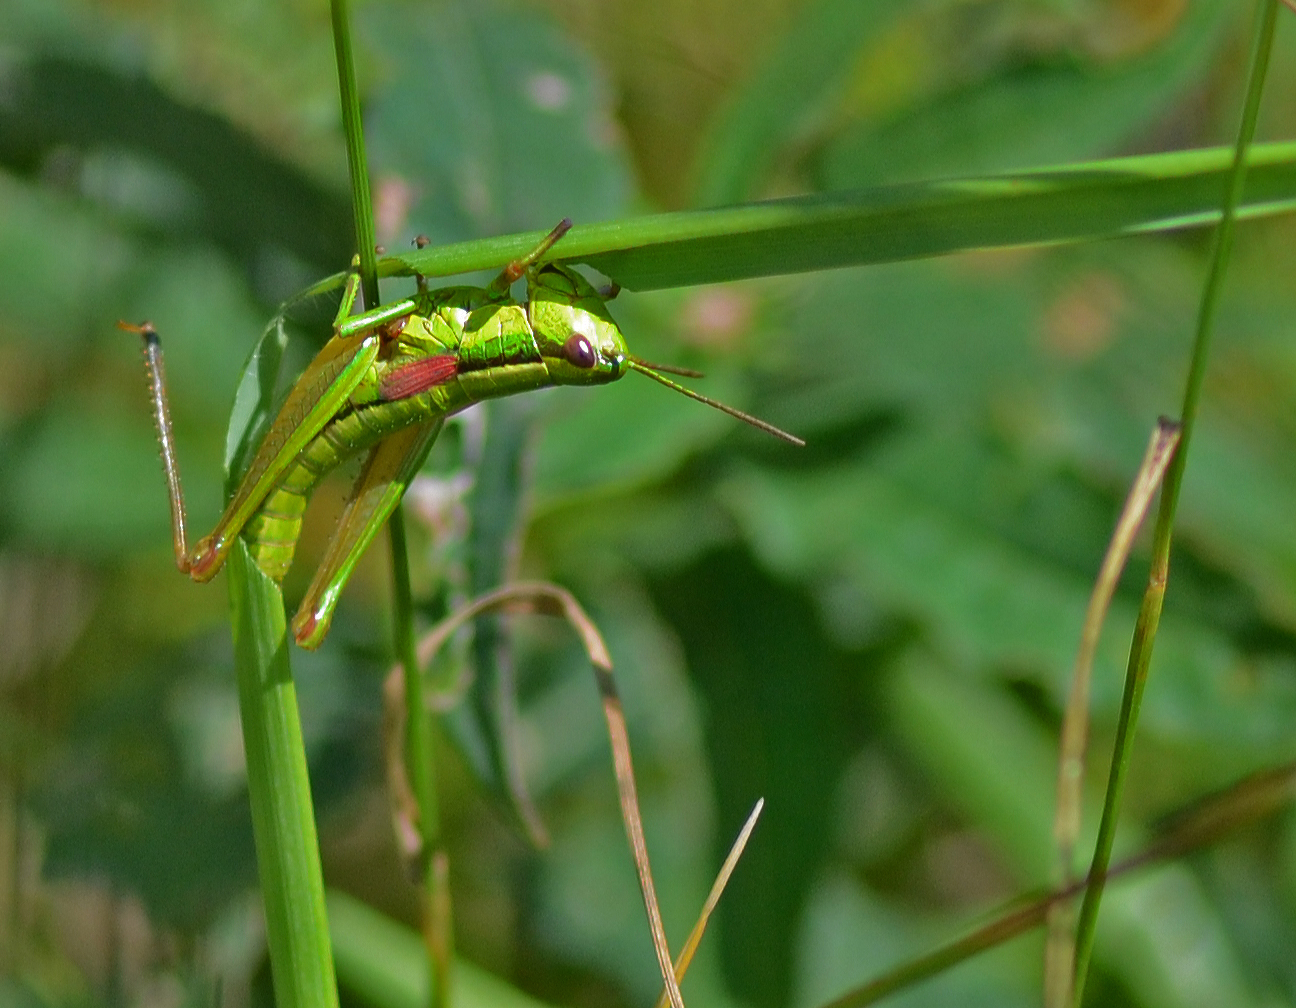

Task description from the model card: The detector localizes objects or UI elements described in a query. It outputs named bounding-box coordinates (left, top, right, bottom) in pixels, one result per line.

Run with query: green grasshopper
left=124, top=220, right=803, bottom=649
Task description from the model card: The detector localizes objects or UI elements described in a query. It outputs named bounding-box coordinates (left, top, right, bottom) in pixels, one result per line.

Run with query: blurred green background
left=3, top=0, right=1296, bottom=1006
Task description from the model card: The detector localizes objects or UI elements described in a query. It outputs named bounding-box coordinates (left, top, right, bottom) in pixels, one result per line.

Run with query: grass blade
left=277, top=142, right=1296, bottom=295
left=330, top=0, right=378, bottom=308
left=228, top=540, right=339, bottom=1008
left=1070, top=0, right=1281, bottom=1000
left=652, top=799, right=765, bottom=1008
left=1043, top=418, right=1180, bottom=1007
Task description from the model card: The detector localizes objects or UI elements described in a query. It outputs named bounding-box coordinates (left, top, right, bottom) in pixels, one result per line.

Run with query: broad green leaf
left=719, top=452, right=1294, bottom=747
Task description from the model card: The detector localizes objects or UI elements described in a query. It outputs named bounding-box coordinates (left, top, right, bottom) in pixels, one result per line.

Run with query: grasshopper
left=124, top=220, right=803, bottom=649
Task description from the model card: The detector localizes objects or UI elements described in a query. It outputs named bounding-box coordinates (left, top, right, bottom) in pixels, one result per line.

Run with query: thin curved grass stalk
left=383, top=582, right=687, bottom=1008
left=1070, top=0, right=1279, bottom=1000
left=1042, top=418, right=1180, bottom=1008
left=814, top=760, right=1296, bottom=1008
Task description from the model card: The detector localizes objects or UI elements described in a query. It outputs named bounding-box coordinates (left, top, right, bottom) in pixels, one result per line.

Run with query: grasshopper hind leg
left=291, top=417, right=444, bottom=649
left=120, top=320, right=194, bottom=573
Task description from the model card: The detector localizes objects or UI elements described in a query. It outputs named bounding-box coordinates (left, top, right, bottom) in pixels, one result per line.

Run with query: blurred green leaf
left=692, top=0, right=914, bottom=206
left=0, top=172, right=136, bottom=341
left=886, top=660, right=1260, bottom=1008
left=2, top=408, right=208, bottom=554
left=328, top=889, right=555, bottom=1008
left=793, top=871, right=1036, bottom=1008
left=363, top=0, right=631, bottom=244
left=819, top=0, right=1230, bottom=188
left=0, top=57, right=352, bottom=283
left=650, top=548, right=861, bottom=1008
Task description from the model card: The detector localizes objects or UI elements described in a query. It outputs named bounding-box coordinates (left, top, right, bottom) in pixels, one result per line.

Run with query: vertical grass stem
left=1070, top=0, right=1279, bottom=999
left=229, top=542, right=339, bottom=1008
left=330, top=0, right=379, bottom=309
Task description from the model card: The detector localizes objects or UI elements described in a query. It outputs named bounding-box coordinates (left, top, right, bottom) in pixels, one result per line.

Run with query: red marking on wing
left=380, top=354, right=458, bottom=400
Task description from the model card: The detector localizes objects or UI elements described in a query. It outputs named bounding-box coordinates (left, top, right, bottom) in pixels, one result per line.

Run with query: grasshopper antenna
left=627, top=355, right=705, bottom=379
left=627, top=360, right=804, bottom=446
left=118, top=320, right=193, bottom=571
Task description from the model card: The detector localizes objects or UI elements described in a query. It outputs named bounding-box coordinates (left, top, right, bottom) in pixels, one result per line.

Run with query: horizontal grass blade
left=291, top=142, right=1296, bottom=294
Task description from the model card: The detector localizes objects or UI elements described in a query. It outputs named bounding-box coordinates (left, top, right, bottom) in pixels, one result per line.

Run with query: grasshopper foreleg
left=119, top=320, right=192, bottom=573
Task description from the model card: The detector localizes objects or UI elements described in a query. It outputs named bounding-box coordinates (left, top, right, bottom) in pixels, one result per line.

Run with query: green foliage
left=3, top=0, right=1296, bottom=1007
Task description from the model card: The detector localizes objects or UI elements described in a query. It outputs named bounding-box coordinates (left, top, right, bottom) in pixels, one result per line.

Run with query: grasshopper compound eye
left=564, top=332, right=598, bottom=368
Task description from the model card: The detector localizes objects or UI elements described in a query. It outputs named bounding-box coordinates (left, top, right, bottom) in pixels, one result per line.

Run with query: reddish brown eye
left=563, top=332, right=598, bottom=368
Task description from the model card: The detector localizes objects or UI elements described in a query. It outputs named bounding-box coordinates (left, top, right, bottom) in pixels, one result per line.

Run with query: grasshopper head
left=528, top=264, right=628, bottom=386
left=528, top=261, right=804, bottom=445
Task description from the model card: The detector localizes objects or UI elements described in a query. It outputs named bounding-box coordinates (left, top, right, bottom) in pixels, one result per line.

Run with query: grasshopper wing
left=190, top=332, right=382, bottom=581
left=291, top=416, right=445, bottom=648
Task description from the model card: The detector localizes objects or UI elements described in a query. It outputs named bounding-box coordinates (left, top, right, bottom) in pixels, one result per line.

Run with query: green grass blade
left=228, top=540, right=339, bottom=1008
left=1044, top=419, right=1180, bottom=1007
left=1070, top=0, right=1281, bottom=1001
left=281, top=142, right=1296, bottom=298
left=330, top=0, right=379, bottom=309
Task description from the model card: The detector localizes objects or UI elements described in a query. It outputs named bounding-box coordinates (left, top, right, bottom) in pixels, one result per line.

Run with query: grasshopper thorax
left=528, top=264, right=627, bottom=387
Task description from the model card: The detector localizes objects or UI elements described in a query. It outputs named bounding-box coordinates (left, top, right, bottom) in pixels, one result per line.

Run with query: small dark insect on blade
left=628, top=361, right=805, bottom=446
